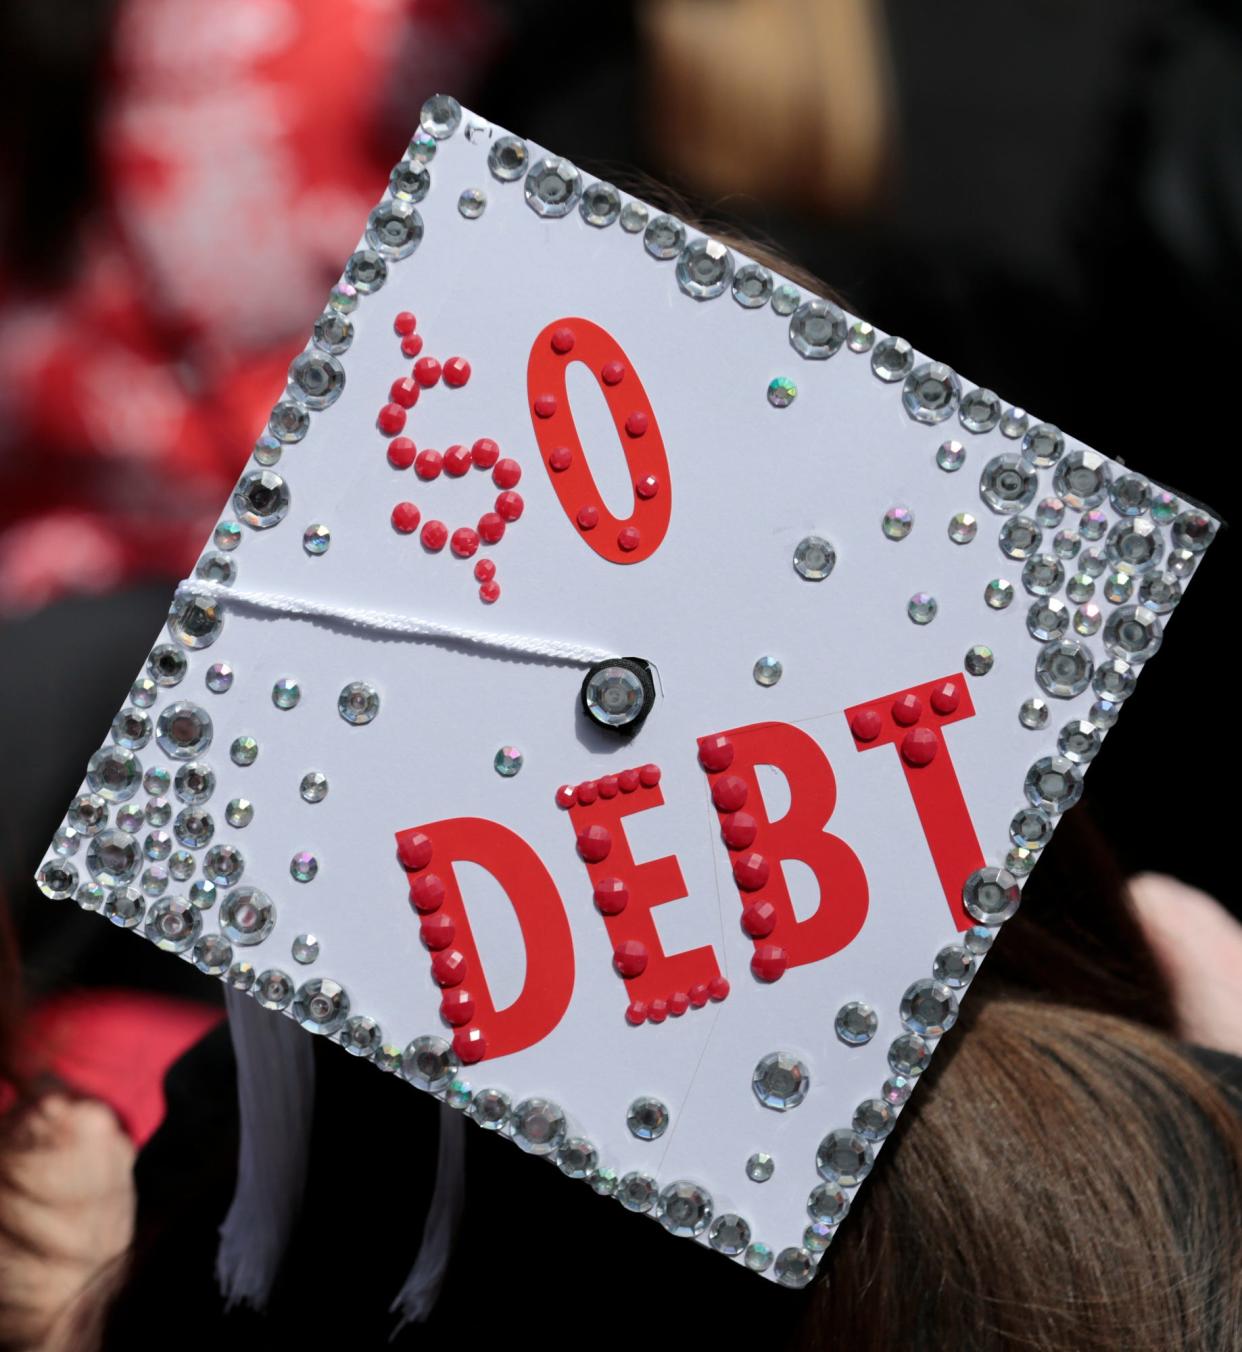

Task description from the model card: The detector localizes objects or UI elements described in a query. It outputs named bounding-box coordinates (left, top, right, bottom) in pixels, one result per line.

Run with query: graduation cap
left=35, top=93, right=1221, bottom=1295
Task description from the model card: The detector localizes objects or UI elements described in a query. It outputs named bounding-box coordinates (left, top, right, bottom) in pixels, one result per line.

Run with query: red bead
left=638, top=764, right=661, bottom=788
left=390, top=376, right=420, bottom=408
left=647, top=999, right=668, bottom=1024
left=391, top=501, right=421, bottom=534
left=597, top=775, right=620, bottom=799
left=477, top=512, right=505, bottom=544
left=750, top=943, right=788, bottom=983
left=495, top=491, right=524, bottom=521
left=493, top=458, right=522, bottom=489
left=548, top=445, right=572, bottom=472
left=617, top=525, right=641, bottom=552
left=625, top=1000, right=647, bottom=1026
left=551, top=326, right=576, bottom=353
left=394, top=311, right=417, bottom=335
left=601, top=361, right=625, bottom=386
left=387, top=436, right=416, bottom=470
left=635, top=475, right=659, bottom=499
left=443, top=443, right=471, bottom=476
left=618, top=768, right=640, bottom=793
left=688, top=984, right=710, bottom=1008
left=741, top=899, right=778, bottom=937
left=443, top=356, right=471, bottom=387
left=698, top=734, right=734, bottom=772
left=474, top=558, right=497, bottom=582
left=421, top=520, right=448, bottom=551
left=712, top=774, right=748, bottom=812
left=533, top=392, right=557, bottom=419
left=451, top=527, right=480, bottom=558
left=901, top=727, right=939, bottom=767
left=453, top=1027, right=486, bottom=1063
left=555, top=784, right=576, bottom=809
left=708, top=975, right=730, bottom=1001
left=414, top=357, right=441, bottom=387
left=377, top=403, right=406, bottom=435
left=440, top=989, right=475, bottom=1026
left=420, top=912, right=456, bottom=950
left=479, top=580, right=500, bottom=603
left=594, top=877, right=629, bottom=915
left=613, top=939, right=648, bottom=978
left=577, top=824, right=612, bottom=863
left=471, top=437, right=500, bottom=469
left=625, top=410, right=648, bottom=438
left=401, top=333, right=424, bottom=358
left=733, top=852, right=771, bottom=892
left=409, top=873, right=445, bottom=913
left=850, top=708, right=882, bottom=742
left=669, top=991, right=690, bottom=1016
left=398, top=833, right=433, bottom=871
left=930, top=680, right=961, bottom=715
left=577, top=504, right=599, bottom=531
left=721, top=811, right=758, bottom=850
left=431, top=949, right=467, bottom=987
left=576, top=781, right=599, bottom=806
left=892, top=693, right=923, bottom=726
left=415, top=449, right=443, bottom=479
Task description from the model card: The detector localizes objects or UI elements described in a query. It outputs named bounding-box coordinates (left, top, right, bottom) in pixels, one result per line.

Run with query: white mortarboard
left=34, top=92, right=1221, bottom=1301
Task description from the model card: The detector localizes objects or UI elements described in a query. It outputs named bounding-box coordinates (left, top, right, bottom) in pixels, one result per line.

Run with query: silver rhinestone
left=903, top=361, right=961, bottom=423
left=644, top=214, right=685, bottom=260
left=111, top=708, right=152, bottom=751
left=252, top=437, right=279, bottom=469
left=103, top=885, right=145, bottom=927
left=1035, top=638, right=1094, bottom=698
left=327, top=281, right=358, bottom=313
left=965, top=644, right=994, bottom=675
left=771, top=284, right=800, bottom=316
left=1103, top=605, right=1162, bottom=662
left=1020, top=422, right=1064, bottom=468
left=936, top=439, right=966, bottom=471
left=1025, top=755, right=1084, bottom=813
left=313, top=309, right=352, bottom=355
left=271, top=677, right=300, bottom=710
left=579, top=180, right=620, bottom=226
left=524, top=157, right=582, bottom=218
left=753, top=656, right=782, bottom=687
left=980, top=454, right=1037, bottom=514
left=1000, top=407, right=1029, bottom=437
left=900, top=978, right=958, bottom=1036
left=1058, top=719, right=1103, bottom=764
left=775, top=1247, right=815, bottom=1289
left=227, top=962, right=255, bottom=992
left=815, top=1129, right=873, bottom=1187
left=467, top=1088, right=510, bottom=1129
left=234, top=469, right=290, bottom=529
left=1037, top=496, right=1067, bottom=528
left=888, top=1032, right=932, bottom=1075
left=173, top=807, right=213, bottom=849
left=86, top=747, right=142, bottom=803
left=617, top=1171, right=658, bottom=1211
left=959, top=387, right=1001, bottom=432
left=677, top=238, right=734, bottom=300
left=493, top=745, right=523, bottom=777
left=1053, top=529, right=1081, bottom=559
left=852, top=1098, right=895, bottom=1141
left=807, top=1182, right=849, bottom=1224
left=188, top=879, right=216, bottom=909
left=789, top=299, right=846, bottom=358
left=214, top=521, right=242, bottom=551
left=345, top=248, right=387, bottom=293
left=389, top=159, right=430, bottom=202
left=1010, top=806, right=1053, bottom=847
left=1166, top=547, right=1197, bottom=578
left=195, top=551, right=236, bottom=586
left=619, top=201, right=648, bottom=233
left=204, top=844, right=244, bottom=887
left=338, top=681, right=380, bottom=725
left=584, top=665, right=646, bottom=728
left=173, top=762, right=214, bottom=805
left=149, top=644, right=188, bottom=685
left=219, top=886, right=274, bottom=944
left=1073, top=603, right=1101, bottom=636
left=882, top=506, right=913, bottom=540
left=144, top=896, right=200, bottom=953
left=948, top=512, right=977, bottom=544
left=1027, top=598, right=1069, bottom=641
left=401, top=1035, right=459, bottom=1091
left=752, top=1052, right=809, bottom=1111
left=557, top=1137, right=599, bottom=1179
left=168, top=593, right=223, bottom=650
left=999, top=517, right=1042, bottom=560
left=657, top=1181, right=713, bottom=1237
left=1093, top=657, right=1138, bottom=701
left=1138, top=573, right=1181, bottom=614
left=745, top=1152, right=775, bottom=1183
left=846, top=320, right=875, bottom=351
left=299, top=771, right=328, bottom=803
left=1106, top=518, right=1162, bottom=575
left=193, top=934, right=232, bottom=975
left=205, top=663, right=234, bottom=694
left=908, top=592, right=937, bottom=624
left=420, top=93, right=461, bottom=139
left=767, top=375, right=797, bottom=407
left=130, top=677, right=158, bottom=707
left=225, top=799, right=253, bottom=828
left=156, top=702, right=212, bottom=760
left=963, top=866, right=1020, bottom=924
left=835, top=1000, right=877, bottom=1046
left=964, top=925, right=995, bottom=956
left=366, top=199, right=423, bottom=259
left=294, top=978, right=348, bottom=1034
left=1053, top=450, right=1111, bottom=510
left=1067, top=572, right=1096, bottom=604
left=871, top=336, right=913, bottom=381
left=626, top=1096, right=670, bottom=1139
left=458, top=187, right=486, bottom=218
left=85, top=829, right=141, bottom=886
left=290, top=852, right=318, bottom=883
left=1171, top=509, right=1216, bottom=554
left=1090, top=698, right=1121, bottom=729
left=289, top=349, right=345, bottom=410
left=489, top=134, right=528, bottom=181
left=732, top=263, right=773, bottom=308
left=745, top=1243, right=774, bottom=1272
left=933, top=944, right=975, bottom=989
left=340, top=1016, right=382, bottom=1058
left=883, top=1075, right=914, bottom=1105
left=68, top=794, right=108, bottom=835
left=710, top=1214, right=751, bottom=1256
left=510, top=1097, right=566, bottom=1154
left=269, top=400, right=310, bottom=443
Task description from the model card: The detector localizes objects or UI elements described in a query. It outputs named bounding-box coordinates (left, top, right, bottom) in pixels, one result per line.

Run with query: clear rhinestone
left=853, top=1098, right=895, bottom=1141
left=584, top=665, right=646, bottom=727
left=188, top=879, right=216, bottom=909
left=752, top=1052, right=809, bottom=1111
left=290, top=852, right=318, bottom=884
left=980, top=454, right=1037, bottom=514
left=619, top=201, right=648, bottom=232
left=103, top=885, right=145, bottom=927
left=959, top=388, right=1001, bottom=433
left=294, top=978, right=349, bottom=1034
left=1171, top=510, right=1216, bottom=554
left=173, top=762, right=214, bottom=805
left=143, top=767, right=170, bottom=795
left=1035, top=638, right=1094, bottom=698
left=745, top=1243, right=774, bottom=1272
left=144, top=896, right=200, bottom=953
left=963, top=866, right=1020, bottom=924
left=389, top=159, right=430, bottom=202
left=1025, top=756, right=1084, bottom=813
left=626, top=1096, right=670, bottom=1139
left=871, top=336, right=913, bottom=381
left=1138, top=573, right=1182, bottom=614
left=657, top=1181, right=713, bottom=1237
left=1106, top=519, right=1162, bottom=575
left=1103, top=605, right=1162, bottom=662
left=1058, top=719, right=1103, bottom=764
left=999, top=517, right=1042, bottom=559
left=193, top=934, right=232, bottom=975
left=767, top=376, right=797, bottom=407
left=227, top=962, right=255, bottom=992
left=936, top=439, right=966, bottom=471
left=1067, top=573, right=1096, bottom=604
left=313, top=309, right=352, bottom=355
left=420, top=93, right=461, bottom=138
left=402, top=1035, right=460, bottom=1091
left=908, top=592, right=937, bottom=624
left=846, top=320, right=875, bottom=351
left=753, top=656, right=782, bottom=687
left=1093, top=658, right=1138, bottom=701
left=214, top=521, right=242, bottom=551
left=86, top=829, right=141, bottom=886
left=86, top=748, right=142, bottom=802
left=948, top=512, right=977, bottom=544
left=1000, top=407, right=1029, bottom=437
left=234, top=469, right=290, bottom=530
left=676, top=238, right=734, bottom=300
left=1022, top=553, right=1065, bottom=598
left=815, top=1130, right=873, bottom=1187
left=173, top=807, right=213, bottom=850
left=965, top=644, right=994, bottom=675
left=327, top=282, right=358, bottom=313
left=1036, top=496, right=1066, bottom=528
left=903, top=361, right=961, bottom=423
left=167, top=593, right=223, bottom=650
left=116, top=805, right=143, bottom=832
left=1090, top=698, right=1121, bottom=729
left=141, top=864, right=169, bottom=896
left=1053, top=450, right=1111, bottom=510
left=494, top=746, right=522, bottom=777
left=366, top=199, right=423, bottom=259
left=835, top=1001, right=878, bottom=1046
left=344, top=249, right=387, bottom=293
left=485, top=134, right=528, bottom=182
left=271, top=678, right=300, bottom=710
left=556, top=1137, right=598, bottom=1179
left=745, top=1152, right=775, bottom=1183
left=149, top=644, right=188, bottom=685
left=219, top=886, right=274, bottom=945
left=510, top=1097, right=566, bottom=1154
left=932, top=944, right=974, bottom=988
left=794, top=538, right=836, bottom=580
left=1007, top=846, right=1036, bottom=876
left=225, top=799, right=253, bottom=829
left=338, top=681, right=380, bottom=725
left=900, top=978, right=958, bottom=1036
left=205, top=663, right=234, bottom=694
left=882, top=506, right=913, bottom=540
left=167, top=849, right=194, bottom=881
left=299, top=772, right=328, bottom=803
left=710, top=1214, right=751, bottom=1255
left=1027, top=598, right=1069, bottom=641
left=68, top=794, right=108, bottom=836
left=617, top=1171, right=658, bottom=1211
left=269, top=400, right=310, bottom=443
left=1148, top=490, right=1178, bottom=523
left=195, top=551, right=236, bottom=586
left=156, top=702, right=212, bottom=759
left=889, top=1032, right=932, bottom=1075
left=1020, top=423, right=1064, bottom=468
left=525, top=157, right=582, bottom=218
left=1010, top=806, right=1053, bottom=847
left=789, top=299, right=846, bottom=358
left=1108, top=474, right=1149, bottom=517
left=732, top=263, right=773, bottom=308
left=1166, top=547, right=1197, bottom=578
left=204, top=844, right=244, bottom=886
left=964, top=925, right=996, bottom=955
left=458, top=188, right=486, bottom=218
left=230, top=737, right=258, bottom=767
left=340, top=1016, right=382, bottom=1058
left=1080, top=509, right=1108, bottom=543
left=883, top=1075, right=914, bottom=1105
left=588, top=1167, right=618, bottom=1197
left=52, top=826, right=80, bottom=857
left=579, top=180, right=620, bottom=226
left=289, top=349, right=345, bottom=410
left=130, top=678, right=158, bottom=707
left=770, top=284, right=800, bottom=316
left=467, top=1088, right=511, bottom=1129
left=111, top=708, right=152, bottom=751
left=1053, top=529, right=1081, bottom=560
left=808, top=1182, right=849, bottom=1224
left=644, top=214, right=685, bottom=260
left=254, top=969, right=293, bottom=1011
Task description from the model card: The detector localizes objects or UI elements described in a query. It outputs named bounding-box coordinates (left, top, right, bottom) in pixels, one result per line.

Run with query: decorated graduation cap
left=35, top=94, right=1221, bottom=1292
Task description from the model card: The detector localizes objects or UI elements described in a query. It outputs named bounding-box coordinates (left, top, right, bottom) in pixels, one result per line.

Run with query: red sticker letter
left=844, top=674, right=983, bottom=931
left=528, top=317, right=671, bottom=563
left=395, top=818, right=574, bottom=1063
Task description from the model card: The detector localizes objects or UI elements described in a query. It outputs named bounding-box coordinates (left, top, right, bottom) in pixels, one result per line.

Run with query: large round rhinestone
left=1025, top=755, right=1084, bottom=813
left=219, top=886, right=275, bottom=945
left=752, top=1052, right=810, bottom=1110
left=732, top=263, right=773, bottom=308
left=510, top=1097, right=566, bottom=1154
left=657, top=1181, right=713, bottom=1237
left=676, top=239, right=734, bottom=299
left=168, top=592, right=223, bottom=649
left=234, top=469, right=290, bottom=530
left=288, top=350, right=345, bottom=410
left=1053, top=450, right=1111, bottom=510
left=294, top=978, right=349, bottom=1034
left=86, top=747, right=142, bottom=802
left=1035, top=639, right=1094, bottom=698
left=1103, top=605, right=1162, bottom=662
left=156, top=702, right=212, bottom=759
left=959, top=387, right=1001, bottom=432
left=815, top=1130, right=873, bottom=1187
left=86, top=829, right=141, bottom=886
left=584, top=665, right=646, bottom=728
left=524, top=157, right=581, bottom=218
left=366, top=199, right=423, bottom=259
left=902, top=361, right=961, bottom=423
left=144, top=896, right=201, bottom=953
left=789, top=299, right=846, bottom=359
left=979, top=455, right=1037, bottom=514
left=793, top=535, right=836, bottom=580
left=900, top=978, right=958, bottom=1036
left=402, top=1035, right=459, bottom=1091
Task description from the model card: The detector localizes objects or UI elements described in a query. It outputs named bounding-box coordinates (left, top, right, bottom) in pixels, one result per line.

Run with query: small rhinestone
left=299, top=772, right=328, bottom=803
left=230, top=736, right=258, bottom=766
left=767, top=376, right=797, bottom=407
left=225, top=799, right=254, bottom=828
left=626, top=1096, right=670, bottom=1139
left=732, top=263, right=773, bottom=308
left=579, top=181, right=620, bottom=226
left=959, top=388, right=1001, bottom=432
left=793, top=536, right=835, bottom=580
left=752, top=1052, right=810, bottom=1111
left=948, top=512, right=977, bottom=544
left=771, top=284, right=800, bottom=316
left=338, top=682, right=380, bottom=725
left=494, top=746, right=523, bottom=777
left=292, top=934, right=319, bottom=964
left=746, top=1153, right=775, bottom=1183
left=871, top=336, right=913, bottom=382
left=882, top=506, right=913, bottom=540
left=753, top=656, right=782, bottom=687
left=272, top=678, right=301, bottom=710
left=458, top=188, right=486, bottom=218
left=936, top=440, right=966, bottom=471
left=205, top=663, right=234, bottom=694
left=290, top=852, right=318, bottom=883
left=835, top=1001, right=877, bottom=1046
left=908, top=592, right=937, bottom=624
left=303, top=524, right=330, bottom=555
left=965, top=644, right=994, bottom=675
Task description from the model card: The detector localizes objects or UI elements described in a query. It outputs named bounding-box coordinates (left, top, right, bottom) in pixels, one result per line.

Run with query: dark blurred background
left=1, top=0, right=1236, bottom=1085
